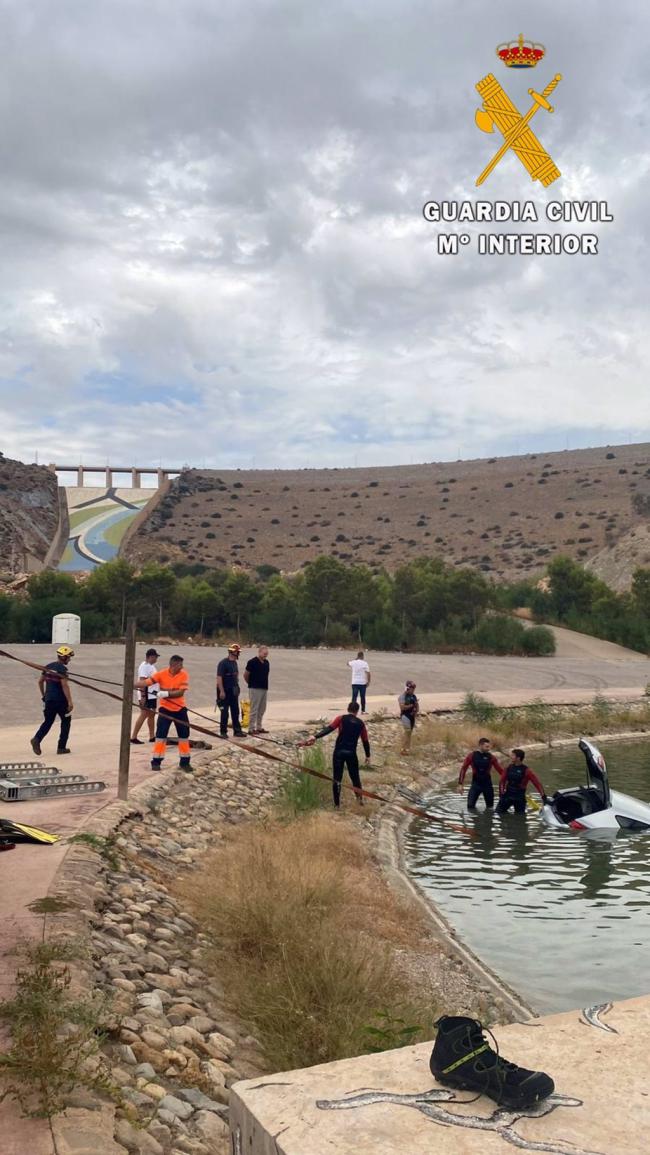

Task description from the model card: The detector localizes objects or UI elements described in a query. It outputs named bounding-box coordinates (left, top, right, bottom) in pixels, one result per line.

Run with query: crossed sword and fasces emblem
left=475, top=73, right=562, bottom=186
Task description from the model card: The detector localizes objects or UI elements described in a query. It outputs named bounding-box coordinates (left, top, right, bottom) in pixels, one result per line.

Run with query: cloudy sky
left=1, top=0, right=649, bottom=471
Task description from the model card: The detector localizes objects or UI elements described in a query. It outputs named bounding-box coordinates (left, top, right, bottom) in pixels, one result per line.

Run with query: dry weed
left=177, top=813, right=433, bottom=1070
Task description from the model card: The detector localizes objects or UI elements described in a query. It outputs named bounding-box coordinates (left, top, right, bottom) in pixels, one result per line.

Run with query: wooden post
left=117, top=617, right=137, bottom=801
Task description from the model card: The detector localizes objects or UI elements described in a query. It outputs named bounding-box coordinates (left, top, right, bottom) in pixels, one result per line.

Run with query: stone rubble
left=80, top=745, right=282, bottom=1155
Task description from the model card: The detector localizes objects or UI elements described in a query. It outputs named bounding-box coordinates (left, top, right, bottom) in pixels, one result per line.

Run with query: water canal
left=404, top=738, right=650, bottom=1014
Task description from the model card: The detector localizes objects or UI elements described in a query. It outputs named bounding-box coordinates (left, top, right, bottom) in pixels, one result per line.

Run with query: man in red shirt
left=139, top=654, right=192, bottom=772
left=497, top=748, right=548, bottom=815
left=458, top=737, right=505, bottom=811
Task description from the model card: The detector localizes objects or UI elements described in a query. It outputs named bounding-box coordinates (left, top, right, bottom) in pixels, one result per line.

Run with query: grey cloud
left=0, top=0, right=649, bottom=468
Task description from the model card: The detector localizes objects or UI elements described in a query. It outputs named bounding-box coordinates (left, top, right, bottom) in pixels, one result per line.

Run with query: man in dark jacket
left=458, top=737, right=505, bottom=811
left=299, top=702, right=370, bottom=808
left=497, top=748, right=548, bottom=815
left=31, top=644, right=75, bottom=756
left=244, top=644, right=270, bottom=735
left=216, top=643, right=246, bottom=737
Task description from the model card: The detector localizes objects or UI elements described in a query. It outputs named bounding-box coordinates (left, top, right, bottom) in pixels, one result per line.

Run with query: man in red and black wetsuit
left=300, top=701, right=370, bottom=808
left=497, top=748, right=548, bottom=815
left=458, top=737, right=505, bottom=811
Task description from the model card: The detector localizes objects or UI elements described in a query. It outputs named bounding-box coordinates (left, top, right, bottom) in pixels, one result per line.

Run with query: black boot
left=429, top=1016, right=554, bottom=1108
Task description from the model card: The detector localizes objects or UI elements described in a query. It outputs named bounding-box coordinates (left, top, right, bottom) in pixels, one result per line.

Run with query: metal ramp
left=0, top=765, right=60, bottom=778
left=0, top=774, right=107, bottom=802
left=0, top=762, right=60, bottom=774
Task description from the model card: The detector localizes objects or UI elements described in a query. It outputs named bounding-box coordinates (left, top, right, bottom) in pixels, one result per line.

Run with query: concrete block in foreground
left=230, top=995, right=650, bottom=1154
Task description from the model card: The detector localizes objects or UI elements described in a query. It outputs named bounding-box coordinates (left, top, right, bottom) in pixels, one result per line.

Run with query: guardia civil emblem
left=475, top=34, right=562, bottom=187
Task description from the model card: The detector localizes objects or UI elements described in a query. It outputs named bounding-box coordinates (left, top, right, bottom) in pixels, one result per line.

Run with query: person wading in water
left=497, top=748, right=548, bottom=815
left=458, top=737, right=505, bottom=811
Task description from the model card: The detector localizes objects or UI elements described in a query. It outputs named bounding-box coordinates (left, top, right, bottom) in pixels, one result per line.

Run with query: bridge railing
left=48, top=465, right=181, bottom=488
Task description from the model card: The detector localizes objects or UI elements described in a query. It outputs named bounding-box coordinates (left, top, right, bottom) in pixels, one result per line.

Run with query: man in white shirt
left=131, top=648, right=160, bottom=744
left=348, top=650, right=371, bottom=713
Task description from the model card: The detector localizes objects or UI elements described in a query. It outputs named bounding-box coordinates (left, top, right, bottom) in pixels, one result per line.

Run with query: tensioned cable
left=0, top=648, right=474, bottom=835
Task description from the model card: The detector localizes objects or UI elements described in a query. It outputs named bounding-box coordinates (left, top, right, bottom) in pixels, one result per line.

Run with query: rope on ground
left=0, top=648, right=475, bottom=836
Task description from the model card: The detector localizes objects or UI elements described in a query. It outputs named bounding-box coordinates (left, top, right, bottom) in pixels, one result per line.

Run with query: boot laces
left=450, top=1020, right=514, bottom=1105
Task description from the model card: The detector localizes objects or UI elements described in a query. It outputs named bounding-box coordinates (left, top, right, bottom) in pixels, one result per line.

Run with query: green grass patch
left=276, top=744, right=332, bottom=815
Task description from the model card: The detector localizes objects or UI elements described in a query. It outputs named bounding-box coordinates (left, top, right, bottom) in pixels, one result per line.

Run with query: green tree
left=632, top=568, right=650, bottom=619
left=82, top=559, right=135, bottom=634
left=258, top=576, right=314, bottom=645
left=132, top=563, right=178, bottom=634
left=24, top=571, right=81, bottom=641
left=345, top=565, right=384, bottom=644
left=185, top=579, right=223, bottom=636
left=302, top=556, right=349, bottom=639
left=26, top=571, right=79, bottom=602
left=223, top=570, right=261, bottom=638
left=546, top=556, right=598, bottom=620
left=0, top=593, right=14, bottom=641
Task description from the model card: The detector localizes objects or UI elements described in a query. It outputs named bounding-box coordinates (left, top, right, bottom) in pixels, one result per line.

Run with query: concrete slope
left=541, top=622, right=648, bottom=661
left=58, top=486, right=153, bottom=571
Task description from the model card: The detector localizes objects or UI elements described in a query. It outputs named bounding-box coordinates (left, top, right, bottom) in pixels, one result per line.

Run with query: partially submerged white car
left=542, top=738, right=650, bottom=832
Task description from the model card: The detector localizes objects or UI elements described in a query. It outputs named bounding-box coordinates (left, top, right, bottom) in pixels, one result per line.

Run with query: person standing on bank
left=131, top=647, right=160, bottom=744
left=244, top=644, right=270, bottom=735
left=348, top=650, right=371, bottom=712
left=458, top=737, right=505, bottom=811
left=497, top=748, right=548, bottom=815
left=299, top=701, right=370, bottom=809
left=398, top=680, right=419, bottom=755
left=139, top=654, right=192, bottom=772
left=30, top=644, right=75, bottom=756
left=216, top=643, right=246, bottom=738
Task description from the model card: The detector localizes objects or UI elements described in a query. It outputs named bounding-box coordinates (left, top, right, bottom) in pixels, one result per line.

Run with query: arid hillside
left=123, top=443, right=650, bottom=582
left=0, top=453, right=61, bottom=574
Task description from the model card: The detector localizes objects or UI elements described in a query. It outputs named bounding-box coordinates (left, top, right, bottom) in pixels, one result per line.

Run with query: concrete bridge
left=47, top=464, right=181, bottom=488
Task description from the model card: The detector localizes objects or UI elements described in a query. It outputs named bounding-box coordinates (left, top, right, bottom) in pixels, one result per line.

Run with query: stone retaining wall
left=44, top=747, right=282, bottom=1155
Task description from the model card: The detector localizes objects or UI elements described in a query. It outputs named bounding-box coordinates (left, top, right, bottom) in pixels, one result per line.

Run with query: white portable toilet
left=52, top=613, right=81, bottom=646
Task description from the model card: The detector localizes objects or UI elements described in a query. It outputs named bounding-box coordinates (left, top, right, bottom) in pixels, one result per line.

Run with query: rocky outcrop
left=0, top=453, right=60, bottom=573
left=585, top=524, right=650, bottom=592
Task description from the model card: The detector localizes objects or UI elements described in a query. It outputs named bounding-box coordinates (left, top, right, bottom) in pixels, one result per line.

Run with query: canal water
left=404, top=738, right=650, bottom=1014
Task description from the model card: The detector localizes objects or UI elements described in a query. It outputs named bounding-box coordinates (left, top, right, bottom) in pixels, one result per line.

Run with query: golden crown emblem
left=496, top=33, right=545, bottom=69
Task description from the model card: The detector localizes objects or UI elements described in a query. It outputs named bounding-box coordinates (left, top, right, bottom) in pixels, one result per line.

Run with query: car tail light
left=569, top=820, right=587, bottom=831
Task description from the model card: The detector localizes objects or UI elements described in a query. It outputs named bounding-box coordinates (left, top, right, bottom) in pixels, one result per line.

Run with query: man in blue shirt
left=31, top=644, right=75, bottom=755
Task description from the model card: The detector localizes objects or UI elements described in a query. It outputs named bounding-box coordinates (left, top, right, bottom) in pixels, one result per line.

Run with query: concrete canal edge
left=375, top=807, right=536, bottom=1023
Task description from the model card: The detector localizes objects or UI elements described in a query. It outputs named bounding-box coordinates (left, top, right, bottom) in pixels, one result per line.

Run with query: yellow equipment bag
left=241, top=700, right=251, bottom=728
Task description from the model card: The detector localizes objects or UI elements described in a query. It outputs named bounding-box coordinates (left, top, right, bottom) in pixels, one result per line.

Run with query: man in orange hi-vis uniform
left=138, top=654, right=192, bottom=772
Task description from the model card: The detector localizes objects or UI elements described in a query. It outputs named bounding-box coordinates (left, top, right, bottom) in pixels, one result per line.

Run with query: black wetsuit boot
left=430, top=1016, right=554, bottom=1108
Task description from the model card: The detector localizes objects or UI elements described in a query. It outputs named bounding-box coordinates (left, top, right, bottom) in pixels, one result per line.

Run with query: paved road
left=2, top=631, right=648, bottom=728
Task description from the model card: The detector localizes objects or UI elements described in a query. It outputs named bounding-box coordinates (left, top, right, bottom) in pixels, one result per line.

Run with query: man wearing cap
left=398, top=680, right=419, bottom=755
left=131, top=647, right=160, bottom=744
left=216, top=643, right=246, bottom=738
left=30, top=644, right=75, bottom=756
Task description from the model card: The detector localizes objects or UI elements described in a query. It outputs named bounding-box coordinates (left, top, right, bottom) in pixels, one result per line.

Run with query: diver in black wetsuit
left=458, top=738, right=505, bottom=810
left=497, top=748, right=548, bottom=815
left=299, top=701, right=371, bottom=808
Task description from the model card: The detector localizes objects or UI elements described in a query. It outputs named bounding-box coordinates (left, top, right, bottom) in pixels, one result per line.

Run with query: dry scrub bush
left=178, top=814, right=430, bottom=1071
left=0, top=940, right=114, bottom=1118
left=417, top=698, right=650, bottom=760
